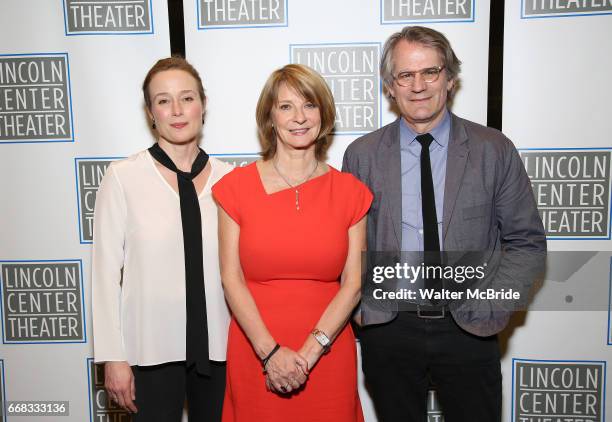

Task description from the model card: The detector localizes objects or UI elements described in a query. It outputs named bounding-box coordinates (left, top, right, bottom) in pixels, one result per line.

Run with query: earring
left=202, top=115, right=205, bottom=124
left=151, top=118, right=156, bottom=130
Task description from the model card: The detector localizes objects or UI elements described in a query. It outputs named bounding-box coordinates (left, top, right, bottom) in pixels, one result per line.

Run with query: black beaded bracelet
left=261, top=343, right=281, bottom=373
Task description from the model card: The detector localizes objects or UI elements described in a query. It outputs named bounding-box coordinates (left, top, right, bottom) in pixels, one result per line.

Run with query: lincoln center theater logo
left=75, top=158, right=121, bottom=243
left=197, top=0, right=287, bottom=29
left=381, top=0, right=474, bottom=23
left=1, top=260, right=86, bottom=343
left=213, top=154, right=259, bottom=168
left=427, top=389, right=444, bottom=421
left=88, top=359, right=132, bottom=422
left=513, top=359, right=606, bottom=422
left=522, top=0, right=612, bottom=18
left=63, top=0, right=153, bottom=34
left=291, top=43, right=380, bottom=135
left=520, top=149, right=611, bottom=239
left=609, top=257, right=612, bottom=346
left=0, top=360, right=5, bottom=422
left=0, top=54, right=73, bottom=144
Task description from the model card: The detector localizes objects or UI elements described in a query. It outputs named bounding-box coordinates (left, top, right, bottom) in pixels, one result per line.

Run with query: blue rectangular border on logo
left=196, top=0, right=289, bottom=30
left=0, top=360, right=5, bottom=421
left=62, top=0, right=155, bottom=35
left=87, top=357, right=132, bottom=421
left=517, top=147, right=612, bottom=241
left=520, top=0, right=612, bottom=19
left=210, top=153, right=261, bottom=167
left=75, top=157, right=124, bottom=244
left=87, top=358, right=95, bottom=422
left=86, top=357, right=105, bottom=422
left=0, top=259, right=87, bottom=345
left=210, top=153, right=260, bottom=158
left=511, top=358, right=607, bottom=422
left=608, top=257, right=612, bottom=346
left=379, top=0, right=476, bottom=24
left=289, top=42, right=383, bottom=136
left=0, top=53, right=75, bottom=145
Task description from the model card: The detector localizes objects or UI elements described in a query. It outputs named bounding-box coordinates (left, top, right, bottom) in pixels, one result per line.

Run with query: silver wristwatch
left=311, top=329, right=331, bottom=353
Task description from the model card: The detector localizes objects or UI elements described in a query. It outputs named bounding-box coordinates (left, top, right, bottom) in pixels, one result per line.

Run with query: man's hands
left=104, top=361, right=137, bottom=413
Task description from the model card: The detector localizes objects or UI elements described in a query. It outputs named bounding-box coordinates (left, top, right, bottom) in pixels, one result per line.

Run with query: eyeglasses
left=393, top=66, right=445, bottom=87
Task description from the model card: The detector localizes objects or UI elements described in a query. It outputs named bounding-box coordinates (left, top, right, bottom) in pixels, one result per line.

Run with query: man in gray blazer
left=342, top=26, right=546, bottom=422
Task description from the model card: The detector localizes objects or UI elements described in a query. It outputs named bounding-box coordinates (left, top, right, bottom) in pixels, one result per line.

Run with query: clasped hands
left=264, top=346, right=318, bottom=395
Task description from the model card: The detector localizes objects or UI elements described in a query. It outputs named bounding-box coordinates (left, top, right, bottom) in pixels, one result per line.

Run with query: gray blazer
left=342, top=113, right=546, bottom=336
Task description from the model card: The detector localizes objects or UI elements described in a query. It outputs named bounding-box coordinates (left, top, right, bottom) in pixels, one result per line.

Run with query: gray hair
left=380, top=26, right=461, bottom=100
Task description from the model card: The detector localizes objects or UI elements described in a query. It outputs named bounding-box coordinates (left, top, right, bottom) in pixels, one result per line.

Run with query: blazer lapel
left=443, top=114, right=469, bottom=241
left=380, top=118, right=402, bottom=251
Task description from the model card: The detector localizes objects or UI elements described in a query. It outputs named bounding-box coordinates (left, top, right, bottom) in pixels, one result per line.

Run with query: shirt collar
left=400, top=109, right=451, bottom=149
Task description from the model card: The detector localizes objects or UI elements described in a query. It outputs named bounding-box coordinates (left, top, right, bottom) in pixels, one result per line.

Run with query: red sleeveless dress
left=212, top=163, right=372, bottom=422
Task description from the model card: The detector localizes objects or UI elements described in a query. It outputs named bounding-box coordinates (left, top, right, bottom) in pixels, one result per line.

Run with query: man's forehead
left=394, top=40, right=440, bottom=57
left=392, top=41, right=443, bottom=67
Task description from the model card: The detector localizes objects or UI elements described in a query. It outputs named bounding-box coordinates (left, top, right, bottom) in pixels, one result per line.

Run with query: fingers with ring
left=280, top=384, right=290, bottom=393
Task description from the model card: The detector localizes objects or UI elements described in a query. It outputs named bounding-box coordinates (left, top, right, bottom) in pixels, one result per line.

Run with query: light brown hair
left=142, top=56, right=206, bottom=109
left=256, top=64, right=336, bottom=160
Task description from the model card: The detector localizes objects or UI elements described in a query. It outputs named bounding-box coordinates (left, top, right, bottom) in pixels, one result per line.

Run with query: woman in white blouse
left=92, top=57, right=232, bottom=421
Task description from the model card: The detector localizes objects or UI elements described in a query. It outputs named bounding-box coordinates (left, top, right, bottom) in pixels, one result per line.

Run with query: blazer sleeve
left=492, top=137, right=547, bottom=307
left=91, top=164, right=128, bottom=362
left=494, top=140, right=547, bottom=253
left=453, top=137, right=547, bottom=337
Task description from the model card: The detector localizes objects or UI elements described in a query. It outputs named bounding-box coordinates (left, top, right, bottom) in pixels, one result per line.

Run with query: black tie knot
left=177, top=170, right=193, bottom=181
left=416, top=133, right=434, bottom=149
left=148, top=143, right=209, bottom=180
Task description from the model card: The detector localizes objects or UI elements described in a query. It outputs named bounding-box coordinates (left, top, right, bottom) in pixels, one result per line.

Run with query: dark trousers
left=359, top=312, right=502, bottom=422
left=132, top=360, right=226, bottom=422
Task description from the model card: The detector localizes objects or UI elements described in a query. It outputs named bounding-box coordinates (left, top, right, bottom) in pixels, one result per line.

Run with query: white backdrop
left=0, top=0, right=170, bottom=420
left=502, top=1, right=611, bottom=421
left=185, top=0, right=490, bottom=169
left=1, top=0, right=610, bottom=421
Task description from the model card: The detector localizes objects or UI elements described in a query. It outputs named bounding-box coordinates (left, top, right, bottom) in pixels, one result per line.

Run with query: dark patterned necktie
left=148, top=143, right=210, bottom=375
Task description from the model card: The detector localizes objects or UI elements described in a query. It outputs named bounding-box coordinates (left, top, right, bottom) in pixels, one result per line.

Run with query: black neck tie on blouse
left=415, top=133, right=443, bottom=304
left=148, top=143, right=210, bottom=376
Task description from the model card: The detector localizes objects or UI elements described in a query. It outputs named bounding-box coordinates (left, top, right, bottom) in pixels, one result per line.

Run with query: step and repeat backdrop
left=0, top=0, right=172, bottom=420
left=0, top=0, right=610, bottom=421
left=501, top=1, right=612, bottom=422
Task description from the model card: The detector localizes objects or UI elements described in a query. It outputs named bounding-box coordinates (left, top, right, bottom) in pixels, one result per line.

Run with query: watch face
left=313, top=330, right=330, bottom=346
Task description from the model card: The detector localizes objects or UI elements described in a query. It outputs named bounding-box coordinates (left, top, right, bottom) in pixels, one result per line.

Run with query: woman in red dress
left=212, top=64, right=372, bottom=422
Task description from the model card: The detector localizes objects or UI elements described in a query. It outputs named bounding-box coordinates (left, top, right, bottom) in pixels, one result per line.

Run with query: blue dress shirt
left=400, top=110, right=450, bottom=252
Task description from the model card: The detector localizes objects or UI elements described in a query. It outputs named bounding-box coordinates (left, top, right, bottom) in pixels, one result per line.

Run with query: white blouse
left=92, top=150, right=233, bottom=365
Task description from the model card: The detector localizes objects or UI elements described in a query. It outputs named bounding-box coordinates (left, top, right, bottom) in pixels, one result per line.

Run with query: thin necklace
left=272, top=159, right=319, bottom=211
